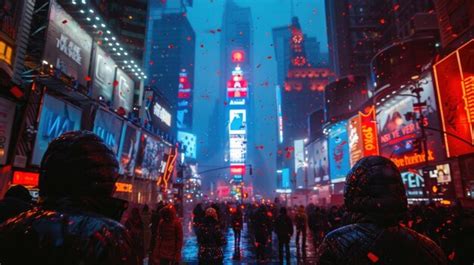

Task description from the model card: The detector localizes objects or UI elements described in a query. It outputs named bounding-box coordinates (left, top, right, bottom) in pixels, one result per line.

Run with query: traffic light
left=412, top=138, right=423, bottom=154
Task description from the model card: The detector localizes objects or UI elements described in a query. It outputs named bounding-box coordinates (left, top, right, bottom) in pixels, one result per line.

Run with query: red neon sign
left=12, top=171, right=39, bottom=186
left=230, top=164, right=246, bottom=175
left=231, top=51, right=245, bottom=63
left=227, top=66, right=248, bottom=98
left=178, top=69, right=191, bottom=99
left=360, top=106, right=379, bottom=157
left=157, top=147, right=178, bottom=189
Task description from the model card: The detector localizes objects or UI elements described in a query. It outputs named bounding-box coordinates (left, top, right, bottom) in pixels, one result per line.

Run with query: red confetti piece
left=379, top=18, right=386, bottom=24
left=62, top=19, right=68, bottom=24
left=10, top=86, right=24, bottom=99
left=85, top=76, right=92, bottom=81
left=266, top=56, right=272, bottom=60
left=256, top=64, right=261, bottom=68
left=367, top=252, right=379, bottom=263
left=113, top=80, right=119, bottom=87
left=448, top=251, right=455, bottom=260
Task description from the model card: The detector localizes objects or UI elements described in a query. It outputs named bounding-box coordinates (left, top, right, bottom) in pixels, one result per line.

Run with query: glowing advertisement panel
left=113, top=68, right=134, bottom=113
left=91, top=45, right=116, bottom=102
left=276, top=85, right=283, bottom=144
left=433, top=40, right=474, bottom=157
left=230, top=164, right=246, bottom=175
left=401, top=170, right=426, bottom=198
left=44, top=0, right=92, bottom=86
left=135, top=133, right=168, bottom=180
left=307, top=137, right=329, bottom=184
left=348, top=115, right=363, bottom=167
left=177, top=131, right=196, bottom=159
left=118, top=123, right=141, bottom=176
left=32, top=95, right=82, bottom=165
left=294, top=139, right=305, bottom=176
left=93, top=109, right=123, bottom=155
left=227, top=66, right=248, bottom=98
left=282, top=168, right=290, bottom=188
left=376, top=73, right=444, bottom=168
left=328, top=121, right=350, bottom=183
left=229, top=109, right=246, bottom=135
left=348, top=106, right=379, bottom=167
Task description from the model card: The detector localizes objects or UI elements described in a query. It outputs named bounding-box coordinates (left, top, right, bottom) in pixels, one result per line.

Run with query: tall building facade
left=146, top=12, right=196, bottom=135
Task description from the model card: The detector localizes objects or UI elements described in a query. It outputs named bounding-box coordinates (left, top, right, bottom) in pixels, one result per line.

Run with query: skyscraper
left=146, top=12, right=196, bottom=134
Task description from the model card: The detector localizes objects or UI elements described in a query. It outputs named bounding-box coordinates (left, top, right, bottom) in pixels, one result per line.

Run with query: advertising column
left=227, top=63, right=249, bottom=199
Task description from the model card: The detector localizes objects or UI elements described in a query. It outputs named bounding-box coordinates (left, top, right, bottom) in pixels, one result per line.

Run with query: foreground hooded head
left=344, top=155, right=407, bottom=226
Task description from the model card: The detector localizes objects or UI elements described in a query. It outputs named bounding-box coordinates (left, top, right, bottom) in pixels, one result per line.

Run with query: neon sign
left=231, top=51, right=245, bottom=63
left=230, top=164, right=246, bottom=175
left=0, top=41, right=13, bottom=66
left=360, top=106, right=379, bottom=156
left=227, top=66, right=248, bottom=98
left=115, top=182, right=133, bottom=193
left=12, top=171, right=39, bottom=187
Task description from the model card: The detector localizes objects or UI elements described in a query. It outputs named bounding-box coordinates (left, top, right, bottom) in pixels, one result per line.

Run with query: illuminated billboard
left=44, top=0, right=92, bottom=86
left=294, top=139, right=305, bottom=176
left=0, top=98, right=15, bottom=165
left=177, top=69, right=193, bottom=129
left=276, top=85, right=283, bottom=144
left=177, top=131, right=196, bottom=159
left=93, top=108, right=123, bottom=155
left=227, top=66, right=248, bottom=98
left=376, top=73, right=445, bottom=168
left=401, top=170, right=426, bottom=198
left=328, top=121, right=350, bottom=183
left=433, top=40, right=474, bottom=157
left=91, top=45, right=116, bottom=102
left=307, top=137, right=329, bottom=184
left=348, top=115, right=363, bottom=167
left=118, top=123, right=141, bottom=176
left=230, top=164, right=246, bottom=175
left=282, top=168, right=290, bottom=188
left=32, top=95, right=82, bottom=165
left=113, top=68, right=135, bottom=113
left=229, top=109, right=246, bottom=134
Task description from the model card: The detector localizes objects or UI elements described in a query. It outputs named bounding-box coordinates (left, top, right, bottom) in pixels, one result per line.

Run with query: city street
left=181, top=223, right=318, bottom=264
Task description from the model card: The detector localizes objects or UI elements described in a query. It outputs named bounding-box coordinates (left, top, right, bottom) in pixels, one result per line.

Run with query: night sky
left=187, top=0, right=327, bottom=194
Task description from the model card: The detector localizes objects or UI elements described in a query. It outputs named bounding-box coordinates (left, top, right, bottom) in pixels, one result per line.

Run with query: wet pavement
left=181, top=223, right=319, bottom=264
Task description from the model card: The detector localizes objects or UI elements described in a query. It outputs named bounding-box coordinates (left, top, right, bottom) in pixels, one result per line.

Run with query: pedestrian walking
left=151, top=201, right=166, bottom=250
left=274, top=207, right=293, bottom=262
left=0, top=131, right=138, bottom=265
left=151, top=205, right=183, bottom=265
left=295, top=205, right=308, bottom=251
left=253, top=204, right=272, bottom=261
left=316, top=156, right=447, bottom=265
left=231, top=205, right=244, bottom=258
left=192, top=203, right=205, bottom=233
left=125, top=207, right=145, bottom=264
left=196, top=207, right=226, bottom=265
left=0, top=185, right=33, bottom=224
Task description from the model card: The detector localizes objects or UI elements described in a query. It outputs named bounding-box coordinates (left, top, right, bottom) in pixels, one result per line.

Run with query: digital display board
left=348, top=106, right=379, bottom=166
left=328, top=121, right=350, bottom=183
left=376, top=73, right=444, bottom=168
left=91, top=45, right=116, bottom=102
left=229, top=109, right=246, bottom=135
left=282, top=168, right=290, bottom=188
left=113, top=68, right=134, bottom=113
left=44, top=0, right=92, bottom=86
left=118, top=123, right=140, bottom=176
left=93, top=108, right=123, bottom=155
left=32, top=95, right=82, bottom=165
left=401, top=170, right=426, bottom=198
left=227, top=66, right=248, bottom=98
left=276, top=85, right=284, bottom=144
left=177, top=131, right=196, bottom=159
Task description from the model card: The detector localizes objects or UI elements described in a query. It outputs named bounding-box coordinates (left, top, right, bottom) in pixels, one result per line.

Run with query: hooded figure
left=0, top=131, right=137, bottom=265
left=196, top=207, right=226, bottom=265
left=0, top=185, right=32, bottom=224
left=316, top=156, right=447, bottom=265
left=151, top=205, right=183, bottom=265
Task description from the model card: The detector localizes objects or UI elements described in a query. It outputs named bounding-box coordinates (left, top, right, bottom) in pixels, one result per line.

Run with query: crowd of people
left=0, top=131, right=473, bottom=265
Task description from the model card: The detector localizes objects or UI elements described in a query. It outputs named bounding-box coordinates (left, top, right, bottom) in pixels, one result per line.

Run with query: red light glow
left=232, top=51, right=245, bottom=62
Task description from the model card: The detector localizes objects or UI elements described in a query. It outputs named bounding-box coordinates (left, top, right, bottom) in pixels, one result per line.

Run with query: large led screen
left=32, top=95, right=82, bottom=165
left=328, top=121, right=350, bottom=183
left=44, top=0, right=92, bottom=86
left=135, top=133, right=168, bottom=180
left=118, top=123, right=141, bottom=176
left=91, top=45, right=116, bottom=102
left=401, top=170, right=426, bottom=198
left=229, top=109, right=246, bottom=135
left=307, top=137, right=329, bottom=185
left=93, top=109, right=123, bottom=155
left=376, top=73, right=445, bottom=168
left=177, top=131, right=196, bottom=159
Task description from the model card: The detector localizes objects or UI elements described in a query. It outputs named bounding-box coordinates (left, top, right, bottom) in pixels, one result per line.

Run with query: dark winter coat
left=253, top=208, right=272, bottom=244
left=231, top=210, right=243, bottom=231
left=0, top=197, right=32, bottom=224
left=274, top=214, right=294, bottom=242
left=316, top=156, right=447, bottom=265
left=152, top=218, right=183, bottom=262
left=0, top=197, right=138, bottom=265
left=196, top=216, right=226, bottom=264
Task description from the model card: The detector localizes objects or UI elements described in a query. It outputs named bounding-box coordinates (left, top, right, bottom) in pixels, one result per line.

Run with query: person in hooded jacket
left=316, top=156, right=447, bottom=265
left=231, top=205, right=244, bottom=257
left=274, top=207, right=294, bottom=262
left=196, top=207, right=226, bottom=265
left=125, top=207, right=145, bottom=263
left=151, top=205, right=183, bottom=265
left=0, top=184, right=33, bottom=224
left=0, top=131, right=138, bottom=265
left=295, top=205, right=308, bottom=251
left=253, top=204, right=272, bottom=261
left=193, top=203, right=205, bottom=233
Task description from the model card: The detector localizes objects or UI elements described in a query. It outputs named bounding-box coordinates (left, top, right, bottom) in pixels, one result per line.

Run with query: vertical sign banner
left=328, top=121, right=350, bottom=183
left=294, top=139, right=305, bottom=174
left=0, top=98, right=15, bottom=165
left=348, top=115, right=363, bottom=167
left=177, top=69, right=192, bottom=129
left=135, top=133, right=167, bottom=180
left=227, top=66, right=248, bottom=98
left=177, top=131, right=197, bottom=159
left=282, top=168, right=290, bottom=188
left=229, top=109, right=246, bottom=135
left=276, top=85, right=284, bottom=144
left=93, top=109, right=123, bottom=155
left=92, top=45, right=116, bottom=102
left=32, top=95, right=82, bottom=165
left=360, top=106, right=379, bottom=157
left=434, top=40, right=474, bottom=157
left=44, top=0, right=92, bottom=86
left=157, top=147, right=178, bottom=190
left=113, top=68, right=134, bottom=113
